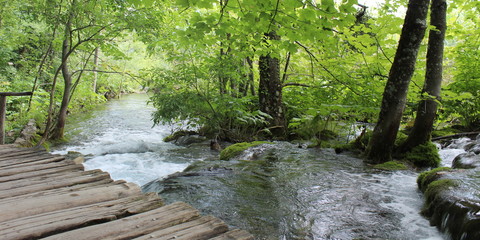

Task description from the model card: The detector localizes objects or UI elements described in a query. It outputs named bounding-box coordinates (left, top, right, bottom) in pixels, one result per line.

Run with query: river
left=53, top=94, right=447, bottom=240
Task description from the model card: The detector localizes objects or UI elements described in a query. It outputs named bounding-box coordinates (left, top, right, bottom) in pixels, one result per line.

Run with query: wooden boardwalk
left=0, top=145, right=253, bottom=240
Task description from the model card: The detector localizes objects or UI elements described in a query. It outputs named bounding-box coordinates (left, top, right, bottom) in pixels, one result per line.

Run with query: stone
left=73, top=156, right=85, bottom=165
left=452, top=152, right=480, bottom=169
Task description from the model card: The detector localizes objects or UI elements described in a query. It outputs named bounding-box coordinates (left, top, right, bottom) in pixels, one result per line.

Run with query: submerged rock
left=452, top=152, right=480, bottom=169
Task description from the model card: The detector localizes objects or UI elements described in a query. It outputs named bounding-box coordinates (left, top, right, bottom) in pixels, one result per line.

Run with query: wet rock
left=464, top=143, right=480, bottom=155
left=174, top=135, right=207, bottom=146
left=452, top=152, right=480, bottom=169
left=418, top=168, right=480, bottom=240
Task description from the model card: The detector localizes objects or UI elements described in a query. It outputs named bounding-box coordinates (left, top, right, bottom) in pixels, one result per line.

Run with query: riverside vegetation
left=1, top=0, right=479, bottom=239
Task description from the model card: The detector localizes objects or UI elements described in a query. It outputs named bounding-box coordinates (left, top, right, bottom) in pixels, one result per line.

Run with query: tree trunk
left=246, top=57, right=255, bottom=96
left=366, top=0, right=430, bottom=163
left=400, top=0, right=447, bottom=153
left=93, top=47, right=99, bottom=93
left=259, top=32, right=285, bottom=137
left=51, top=6, right=74, bottom=140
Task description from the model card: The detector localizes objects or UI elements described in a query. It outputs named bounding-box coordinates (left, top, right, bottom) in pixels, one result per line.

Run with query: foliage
left=1, top=0, right=479, bottom=146
left=404, top=141, right=441, bottom=168
left=219, top=141, right=271, bottom=160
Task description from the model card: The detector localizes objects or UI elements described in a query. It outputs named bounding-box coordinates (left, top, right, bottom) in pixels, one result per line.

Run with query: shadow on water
left=143, top=142, right=445, bottom=240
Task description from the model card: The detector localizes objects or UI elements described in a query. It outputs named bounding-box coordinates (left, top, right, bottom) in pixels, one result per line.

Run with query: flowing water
left=53, top=94, right=447, bottom=240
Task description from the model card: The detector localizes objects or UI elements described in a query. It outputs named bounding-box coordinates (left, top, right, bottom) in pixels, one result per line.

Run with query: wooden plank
left=0, top=92, right=33, bottom=96
left=42, top=202, right=200, bottom=240
left=0, top=160, right=74, bottom=177
left=0, top=169, right=105, bottom=191
left=133, top=215, right=228, bottom=240
left=0, top=150, right=55, bottom=160
left=0, top=181, right=141, bottom=222
left=210, top=229, right=255, bottom=240
left=0, top=193, right=164, bottom=240
left=0, top=179, right=119, bottom=205
left=0, top=155, right=65, bottom=169
left=0, top=164, right=83, bottom=183
left=0, top=170, right=112, bottom=199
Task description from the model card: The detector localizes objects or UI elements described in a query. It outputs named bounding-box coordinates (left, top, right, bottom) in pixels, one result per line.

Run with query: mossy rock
left=417, top=167, right=452, bottom=191
left=404, top=141, right=441, bottom=168
left=373, top=161, right=408, bottom=171
left=219, top=141, right=271, bottom=160
left=163, top=130, right=197, bottom=142
left=424, top=179, right=458, bottom=204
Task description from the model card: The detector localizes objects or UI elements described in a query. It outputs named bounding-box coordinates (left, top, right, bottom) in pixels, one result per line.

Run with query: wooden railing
left=0, top=92, right=33, bottom=144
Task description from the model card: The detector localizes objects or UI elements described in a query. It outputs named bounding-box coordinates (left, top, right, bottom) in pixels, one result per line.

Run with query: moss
left=404, top=141, right=441, bottom=168
left=394, top=131, right=408, bottom=148
left=424, top=179, right=458, bottom=204
left=431, top=127, right=461, bottom=138
left=219, top=141, right=271, bottom=160
left=163, top=130, right=197, bottom=142
left=373, top=161, right=409, bottom=171
left=417, top=167, right=452, bottom=191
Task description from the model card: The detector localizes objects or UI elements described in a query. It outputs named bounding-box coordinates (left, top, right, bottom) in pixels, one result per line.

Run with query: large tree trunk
left=259, top=32, right=285, bottom=137
left=400, top=0, right=447, bottom=153
left=366, top=0, right=430, bottom=163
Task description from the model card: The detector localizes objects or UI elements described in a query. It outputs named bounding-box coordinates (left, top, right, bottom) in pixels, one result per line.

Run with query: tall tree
left=366, top=0, right=431, bottom=163
left=259, top=31, right=285, bottom=137
left=400, top=0, right=447, bottom=153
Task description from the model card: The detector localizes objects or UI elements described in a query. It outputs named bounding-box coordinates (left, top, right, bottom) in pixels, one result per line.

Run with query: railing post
left=0, top=92, right=33, bottom=144
left=0, top=95, right=6, bottom=144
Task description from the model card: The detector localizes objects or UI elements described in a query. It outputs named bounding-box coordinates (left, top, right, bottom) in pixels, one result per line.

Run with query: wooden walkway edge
left=0, top=145, right=253, bottom=240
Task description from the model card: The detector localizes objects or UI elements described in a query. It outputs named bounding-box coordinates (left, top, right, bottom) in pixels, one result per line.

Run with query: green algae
left=219, top=141, right=272, bottom=160
left=417, top=167, right=452, bottom=191
left=373, top=161, right=409, bottom=171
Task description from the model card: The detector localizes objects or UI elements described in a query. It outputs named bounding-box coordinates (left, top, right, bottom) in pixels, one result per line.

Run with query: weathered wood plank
left=42, top=202, right=200, bottom=240
left=0, top=179, right=119, bottom=205
left=0, top=160, right=74, bottom=177
left=0, top=193, right=164, bottom=240
left=0, top=182, right=141, bottom=222
left=0, top=170, right=112, bottom=199
left=133, top=215, right=228, bottom=240
left=0, top=164, right=83, bottom=183
left=0, top=169, right=105, bottom=191
left=210, top=229, right=255, bottom=240
left=0, top=155, right=65, bottom=169
left=0, top=148, right=51, bottom=159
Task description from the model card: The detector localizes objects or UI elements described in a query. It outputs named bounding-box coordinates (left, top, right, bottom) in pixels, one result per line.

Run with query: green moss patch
left=405, top=141, right=441, bottom=168
left=424, top=179, right=458, bottom=203
left=373, top=161, right=409, bottom=171
left=219, top=141, right=271, bottom=160
left=417, top=167, right=452, bottom=191
left=163, top=130, right=197, bottom=142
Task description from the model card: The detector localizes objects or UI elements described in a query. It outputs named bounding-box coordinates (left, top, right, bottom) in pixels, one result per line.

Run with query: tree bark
left=93, top=47, right=99, bottom=93
left=51, top=3, right=75, bottom=140
left=259, top=32, right=285, bottom=137
left=400, top=0, right=447, bottom=153
left=366, top=0, right=430, bottom=163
